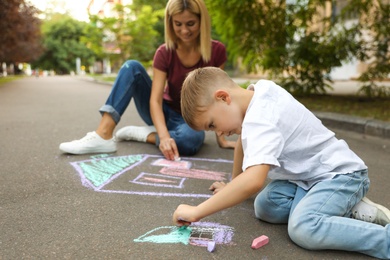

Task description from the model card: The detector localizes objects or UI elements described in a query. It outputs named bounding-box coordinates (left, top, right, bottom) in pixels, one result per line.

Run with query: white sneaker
left=116, top=125, right=156, bottom=142
left=351, top=197, right=390, bottom=226
left=59, top=131, right=116, bottom=154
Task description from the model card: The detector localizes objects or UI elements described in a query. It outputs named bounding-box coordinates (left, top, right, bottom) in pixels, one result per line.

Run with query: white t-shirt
left=242, top=80, right=367, bottom=190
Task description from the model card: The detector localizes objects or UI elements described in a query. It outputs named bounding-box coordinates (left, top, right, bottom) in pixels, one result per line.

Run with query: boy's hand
left=173, top=204, right=200, bottom=226
left=209, top=181, right=226, bottom=194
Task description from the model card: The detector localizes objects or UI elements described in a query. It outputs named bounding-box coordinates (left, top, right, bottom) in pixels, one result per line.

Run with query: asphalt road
left=1, top=76, right=389, bottom=259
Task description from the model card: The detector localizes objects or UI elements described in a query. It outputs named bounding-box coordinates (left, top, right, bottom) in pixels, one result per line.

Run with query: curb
left=314, top=112, right=390, bottom=139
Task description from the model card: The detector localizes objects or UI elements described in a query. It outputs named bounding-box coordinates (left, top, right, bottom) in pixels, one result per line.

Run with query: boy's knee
left=254, top=183, right=291, bottom=224
left=254, top=195, right=289, bottom=223
left=254, top=194, right=270, bottom=220
left=288, top=213, right=322, bottom=250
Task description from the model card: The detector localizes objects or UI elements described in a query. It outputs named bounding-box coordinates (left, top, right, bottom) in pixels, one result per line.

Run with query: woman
left=59, top=0, right=235, bottom=160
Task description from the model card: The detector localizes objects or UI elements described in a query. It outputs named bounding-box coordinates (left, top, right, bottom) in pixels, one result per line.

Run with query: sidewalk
left=84, top=75, right=390, bottom=139
left=1, top=75, right=389, bottom=259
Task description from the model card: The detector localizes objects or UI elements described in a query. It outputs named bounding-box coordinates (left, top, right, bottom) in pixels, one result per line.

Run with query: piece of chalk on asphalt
left=207, top=241, right=216, bottom=252
left=174, top=157, right=181, bottom=161
left=251, top=235, right=269, bottom=249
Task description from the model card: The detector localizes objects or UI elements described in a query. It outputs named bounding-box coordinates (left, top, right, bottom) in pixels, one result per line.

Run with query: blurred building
left=302, top=0, right=386, bottom=80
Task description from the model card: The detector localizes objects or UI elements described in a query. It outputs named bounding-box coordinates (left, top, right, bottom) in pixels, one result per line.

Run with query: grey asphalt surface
left=1, top=75, right=389, bottom=259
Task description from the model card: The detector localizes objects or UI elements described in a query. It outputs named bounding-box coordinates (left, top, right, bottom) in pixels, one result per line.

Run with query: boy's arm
left=231, top=136, right=243, bottom=179
left=173, top=164, right=269, bottom=225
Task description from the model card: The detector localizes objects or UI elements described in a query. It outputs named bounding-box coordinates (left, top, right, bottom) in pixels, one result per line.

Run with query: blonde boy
left=173, top=67, right=390, bottom=259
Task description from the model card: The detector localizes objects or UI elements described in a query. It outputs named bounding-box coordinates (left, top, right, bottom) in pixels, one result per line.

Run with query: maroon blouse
left=153, top=40, right=227, bottom=113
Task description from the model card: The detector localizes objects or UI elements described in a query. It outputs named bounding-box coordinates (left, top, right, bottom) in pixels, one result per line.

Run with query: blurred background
left=1, top=0, right=389, bottom=97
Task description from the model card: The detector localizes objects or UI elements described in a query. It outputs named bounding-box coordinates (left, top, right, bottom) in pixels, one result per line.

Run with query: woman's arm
left=173, top=164, right=270, bottom=225
left=150, top=68, right=179, bottom=160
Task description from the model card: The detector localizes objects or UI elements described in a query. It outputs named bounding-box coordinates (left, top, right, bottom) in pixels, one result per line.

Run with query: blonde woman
left=59, top=0, right=235, bottom=159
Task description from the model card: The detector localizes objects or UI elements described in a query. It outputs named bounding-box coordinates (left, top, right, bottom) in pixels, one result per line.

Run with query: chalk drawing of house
left=70, top=154, right=233, bottom=198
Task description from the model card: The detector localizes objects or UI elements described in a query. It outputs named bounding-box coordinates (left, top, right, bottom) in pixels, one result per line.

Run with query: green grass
left=295, top=95, right=390, bottom=122
left=236, top=81, right=390, bottom=122
left=0, top=75, right=24, bottom=85
left=89, top=74, right=117, bottom=83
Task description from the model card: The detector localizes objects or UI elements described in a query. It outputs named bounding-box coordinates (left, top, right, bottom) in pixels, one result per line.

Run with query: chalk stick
left=207, top=241, right=216, bottom=252
left=174, top=156, right=181, bottom=161
left=251, top=235, right=269, bottom=249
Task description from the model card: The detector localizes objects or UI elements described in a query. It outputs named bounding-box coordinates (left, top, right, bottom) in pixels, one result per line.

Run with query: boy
left=173, top=67, right=390, bottom=258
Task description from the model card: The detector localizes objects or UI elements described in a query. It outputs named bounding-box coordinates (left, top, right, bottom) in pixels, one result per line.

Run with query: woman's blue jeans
left=254, top=169, right=390, bottom=259
left=99, top=60, right=205, bottom=156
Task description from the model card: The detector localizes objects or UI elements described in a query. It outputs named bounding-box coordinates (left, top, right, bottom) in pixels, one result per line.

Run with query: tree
left=123, top=5, right=164, bottom=67
left=206, top=0, right=389, bottom=96
left=132, top=0, right=165, bottom=46
left=0, top=0, right=43, bottom=66
left=90, top=3, right=164, bottom=70
left=351, top=0, right=390, bottom=97
left=32, top=14, right=95, bottom=74
left=81, top=18, right=106, bottom=61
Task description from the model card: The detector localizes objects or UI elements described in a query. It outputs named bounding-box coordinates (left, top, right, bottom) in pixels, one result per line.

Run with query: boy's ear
left=214, top=90, right=231, bottom=104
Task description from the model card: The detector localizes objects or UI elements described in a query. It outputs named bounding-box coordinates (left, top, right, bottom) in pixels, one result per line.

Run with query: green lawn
left=0, top=75, right=24, bottom=85
left=295, top=95, right=390, bottom=122
left=235, top=80, right=390, bottom=122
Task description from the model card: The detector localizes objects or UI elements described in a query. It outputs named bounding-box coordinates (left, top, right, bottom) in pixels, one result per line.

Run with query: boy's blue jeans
left=255, top=169, right=390, bottom=259
left=99, top=60, right=205, bottom=156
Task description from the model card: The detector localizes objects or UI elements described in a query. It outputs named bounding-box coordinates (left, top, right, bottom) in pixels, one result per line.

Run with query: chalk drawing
left=134, top=222, right=235, bottom=247
left=131, top=172, right=185, bottom=189
left=71, top=154, right=144, bottom=188
left=69, top=154, right=233, bottom=198
left=68, top=155, right=236, bottom=247
left=90, top=154, right=110, bottom=159
left=159, top=167, right=226, bottom=181
left=152, top=158, right=191, bottom=169
left=134, top=226, right=192, bottom=245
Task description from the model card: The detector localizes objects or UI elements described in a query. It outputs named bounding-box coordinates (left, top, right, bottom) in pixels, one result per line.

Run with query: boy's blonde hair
left=165, top=0, right=211, bottom=62
left=181, top=67, right=234, bottom=129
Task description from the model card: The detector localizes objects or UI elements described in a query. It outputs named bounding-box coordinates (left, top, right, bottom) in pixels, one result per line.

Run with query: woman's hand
left=173, top=204, right=200, bottom=226
left=159, top=137, right=179, bottom=161
left=150, top=68, right=180, bottom=161
left=209, top=181, right=226, bottom=194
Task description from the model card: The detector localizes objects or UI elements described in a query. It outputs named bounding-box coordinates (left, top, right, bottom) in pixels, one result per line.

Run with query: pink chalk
left=207, top=241, right=216, bottom=252
left=251, top=235, right=269, bottom=249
